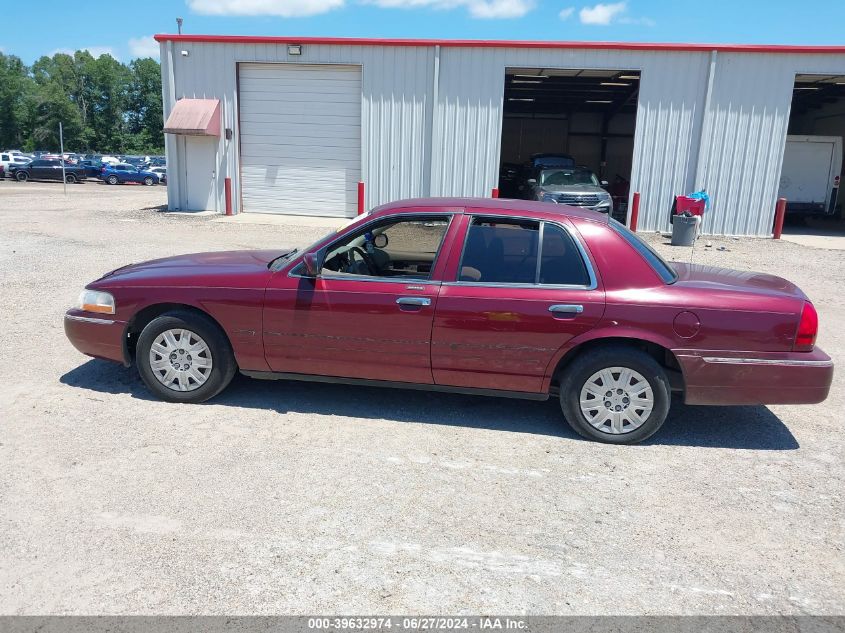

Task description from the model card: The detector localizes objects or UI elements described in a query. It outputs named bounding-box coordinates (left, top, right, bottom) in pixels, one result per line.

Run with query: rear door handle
left=397, top=297, right=432, bottom=307
left=549, top=304, right=584, bottom=315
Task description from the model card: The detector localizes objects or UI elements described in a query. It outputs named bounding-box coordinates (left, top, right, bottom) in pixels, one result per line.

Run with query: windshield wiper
left=268, top=248, right=298, bottom=270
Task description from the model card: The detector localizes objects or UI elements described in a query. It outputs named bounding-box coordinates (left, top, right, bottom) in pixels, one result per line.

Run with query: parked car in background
left=515, top=153, right=578, bottom=198
left=77, top=159, right=106, bottom=179
left=1, top=152, right=32, bottom=177
left=100, top=155, right=120, bottom=165
left=149, top=167, right=167, bottom=184
left=101, top=163, right=160, bottom=186
left=524, top=166, right=613, bottom=214
left=64, top=198, right=832, bottom=445
left=13, top=158, right=86, bottom=183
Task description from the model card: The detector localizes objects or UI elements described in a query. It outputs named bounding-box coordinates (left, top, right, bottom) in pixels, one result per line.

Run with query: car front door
left=431, top=214, right=605, bottom=394
left=262, top=213, right=457, bottom=384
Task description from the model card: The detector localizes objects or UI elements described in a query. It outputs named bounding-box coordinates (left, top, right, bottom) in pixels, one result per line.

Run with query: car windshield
left=540, top=169, right=599, bottom=187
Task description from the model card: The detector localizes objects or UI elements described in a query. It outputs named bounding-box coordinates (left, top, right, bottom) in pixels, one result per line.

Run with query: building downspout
left=693, top=51, right=718, bottom=195
left=426, top=45, right=441, bottom=197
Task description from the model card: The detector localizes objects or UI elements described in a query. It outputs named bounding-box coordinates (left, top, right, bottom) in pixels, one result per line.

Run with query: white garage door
left=238, top=63, right=362, bottom=217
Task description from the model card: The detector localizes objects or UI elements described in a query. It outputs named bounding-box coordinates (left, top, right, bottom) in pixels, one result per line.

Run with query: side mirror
left=601, top=180, right=609, bottom=187
left=526, top=178, right=537, bottom=185
left=302, top=251, right=324, bottom=277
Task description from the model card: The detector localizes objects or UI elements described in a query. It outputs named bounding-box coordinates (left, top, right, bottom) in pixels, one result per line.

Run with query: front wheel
left=15, top=171, right=28, bottom=182
left=559, top=346, right=671, bottom=444
left=143, top=176, right=154, bottom=186
left=136, top=312, right=237, bottom=403
left=65, top=174, right=77, bottom=184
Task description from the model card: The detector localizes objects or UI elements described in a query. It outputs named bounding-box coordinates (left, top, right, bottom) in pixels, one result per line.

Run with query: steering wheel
left=348, top=246, right=379, bottom=276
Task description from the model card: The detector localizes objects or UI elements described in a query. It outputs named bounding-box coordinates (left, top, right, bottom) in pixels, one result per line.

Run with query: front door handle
left=396, top=297, right=432, bottom=307
left=549, top=304, right=584, bottom=315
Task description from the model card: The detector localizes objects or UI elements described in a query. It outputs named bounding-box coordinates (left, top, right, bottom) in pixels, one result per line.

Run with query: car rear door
left=262, top=212, right=459, bottom=384
left=431, top=214, right=605, bottom=394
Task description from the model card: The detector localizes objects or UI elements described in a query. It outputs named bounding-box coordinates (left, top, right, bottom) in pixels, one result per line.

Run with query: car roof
left=372, top=197, right=610, bottom=223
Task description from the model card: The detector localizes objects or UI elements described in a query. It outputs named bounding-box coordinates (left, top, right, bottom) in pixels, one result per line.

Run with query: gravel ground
left=1, top=181, right=843, bottom=615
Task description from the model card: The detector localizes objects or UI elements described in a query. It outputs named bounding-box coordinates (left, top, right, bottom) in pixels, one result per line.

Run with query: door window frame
left=445, top=214, right=598, bottom=291
left=288, top=212, right=457, bottom=285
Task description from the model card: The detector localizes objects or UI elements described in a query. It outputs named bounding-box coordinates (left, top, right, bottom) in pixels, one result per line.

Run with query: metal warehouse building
left=156, top=34, right=845, bottom=236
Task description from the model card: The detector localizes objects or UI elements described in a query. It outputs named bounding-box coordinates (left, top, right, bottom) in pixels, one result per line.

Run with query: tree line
left=0, top=50, right=163, bottom=155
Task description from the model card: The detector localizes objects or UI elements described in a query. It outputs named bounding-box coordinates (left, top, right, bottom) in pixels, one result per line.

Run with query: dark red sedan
left=65, top=198, right=833, bottom=444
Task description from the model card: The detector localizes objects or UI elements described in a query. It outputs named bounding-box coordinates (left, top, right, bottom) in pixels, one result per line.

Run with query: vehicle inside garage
left=498, top=68, right=641, bottom=221
left=782, top=73, right=845, bottom=219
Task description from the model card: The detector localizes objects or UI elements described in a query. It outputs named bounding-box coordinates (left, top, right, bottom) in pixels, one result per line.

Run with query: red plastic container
left=674, top=195, right=706, bottom=217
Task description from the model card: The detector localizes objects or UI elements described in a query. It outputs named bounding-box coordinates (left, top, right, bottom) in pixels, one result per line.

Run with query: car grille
left=554, top=193, right=602, bottom=206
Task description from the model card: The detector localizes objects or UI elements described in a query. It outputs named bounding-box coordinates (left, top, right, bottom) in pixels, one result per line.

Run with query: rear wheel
left=65, top=174, right=77, bottom=184
left=143, top=176, right=154, bottom=186
left=136, top=312, right=237, bottom=403
left=559, top=345, right=671, bottom=444
left=15, top=171, right=28, bottom=182
left=107, top=175, right=119, bottom=185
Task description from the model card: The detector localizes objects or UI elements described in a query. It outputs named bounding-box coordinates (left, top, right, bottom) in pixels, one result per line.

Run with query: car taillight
left=794, top=302, right=818, bottom=351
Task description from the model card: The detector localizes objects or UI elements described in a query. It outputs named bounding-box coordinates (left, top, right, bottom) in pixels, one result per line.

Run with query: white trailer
left=778, top=135, right=842, bottom=216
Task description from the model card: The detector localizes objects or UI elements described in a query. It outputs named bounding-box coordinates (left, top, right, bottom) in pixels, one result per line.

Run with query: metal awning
left=163, top=98, right=221, bottom=136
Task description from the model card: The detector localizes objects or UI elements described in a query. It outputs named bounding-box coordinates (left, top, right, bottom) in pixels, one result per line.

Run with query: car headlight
left=77, top=289, right=115, bottom=314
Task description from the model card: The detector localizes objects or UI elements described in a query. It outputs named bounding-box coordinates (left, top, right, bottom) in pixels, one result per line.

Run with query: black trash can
left=671, top=215, right=698, bottom=246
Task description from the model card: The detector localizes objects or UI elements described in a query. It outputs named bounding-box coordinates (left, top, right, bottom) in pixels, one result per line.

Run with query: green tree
left=0, top=53, right=33, bottom=149
left=127, top=57, right=164, bottom=153
left=2, top=48, right=163, bottom=154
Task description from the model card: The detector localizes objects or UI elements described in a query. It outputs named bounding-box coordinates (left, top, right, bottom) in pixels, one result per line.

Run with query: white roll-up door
left=238, top=63, right=362, bottom=217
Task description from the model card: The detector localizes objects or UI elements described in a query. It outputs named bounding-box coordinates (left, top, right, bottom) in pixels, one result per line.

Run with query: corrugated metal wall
left=161, top=40, right=845, bottom=236
left=160, top=41, right=433, bottom=213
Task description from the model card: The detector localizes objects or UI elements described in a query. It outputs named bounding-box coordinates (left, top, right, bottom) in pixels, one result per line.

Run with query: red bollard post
left=629, top=191, right=641, bottom=231
left=491, top=187, right=499, bottom=198
left=773, top=197, right=787, bottom=239
left=224, top=177, right=233, bottom=216
left=357, top=181, right=365, bottom=215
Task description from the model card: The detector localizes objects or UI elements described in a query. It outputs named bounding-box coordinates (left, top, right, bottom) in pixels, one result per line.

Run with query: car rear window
left=609, top=219, right=677, bottom=284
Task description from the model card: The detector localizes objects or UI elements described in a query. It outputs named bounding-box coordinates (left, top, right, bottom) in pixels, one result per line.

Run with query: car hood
left=671, top=262, right=807, bottom=300
left=92, top=249, right=288, bottom=288
left=539, top=183, right=607, bottom=194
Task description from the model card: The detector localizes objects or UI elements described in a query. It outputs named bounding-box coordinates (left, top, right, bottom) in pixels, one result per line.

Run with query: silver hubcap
left=148, top=328, right=213, bottom=392
left=579, top=366, right=654, bottom=435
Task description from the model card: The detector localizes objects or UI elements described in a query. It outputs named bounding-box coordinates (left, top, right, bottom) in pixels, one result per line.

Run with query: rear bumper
left=64, top=310, right=128, bottom=365
left=676, top=347, right=833, bottom=406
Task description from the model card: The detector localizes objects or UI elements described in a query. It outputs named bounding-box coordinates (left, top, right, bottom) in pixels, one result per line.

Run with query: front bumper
left=676, top=347, right=833, bottom=406
left=64, top=310, right=128, bottom=365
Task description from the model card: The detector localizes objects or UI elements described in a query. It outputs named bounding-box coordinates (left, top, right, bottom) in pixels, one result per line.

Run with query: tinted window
left=460, top=218, right=539, bottom=284
left=539, top=223, right=590, bottom=286
left=610, top=219, right=677, bottom=283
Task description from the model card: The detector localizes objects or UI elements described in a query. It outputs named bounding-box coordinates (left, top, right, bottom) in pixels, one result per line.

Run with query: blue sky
left=3, top=0, right=844, bottom=63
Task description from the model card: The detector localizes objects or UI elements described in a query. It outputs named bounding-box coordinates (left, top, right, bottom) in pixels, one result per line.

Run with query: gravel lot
left=1, top=181, right=843, bottom=615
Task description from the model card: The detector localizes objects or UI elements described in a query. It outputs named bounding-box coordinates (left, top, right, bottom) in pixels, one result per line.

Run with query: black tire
left=15, top=171, right=28, bottom=182
left=65, top=174, right=77, bottom=184
left=107, top=175, right=119, bottom=185
left=136, top=311, right=237, bottom=404
left=559, top=345, right=671, bottom=444
left=143, top=176, right=154, bottom=186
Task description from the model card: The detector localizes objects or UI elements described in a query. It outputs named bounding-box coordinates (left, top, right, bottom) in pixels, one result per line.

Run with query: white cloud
left=187, top=0, right=344, bottom=17
left=558, top=6, right=574, bottom=20
left=579, top=1, right=626, bottom=25
left=364, top=0, right=534, bottom=18
left=129, top=35, right=160, bottom=59
left=49, top=46, right=117, bottom=59
left=619, top=15, right=655, bottom=26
